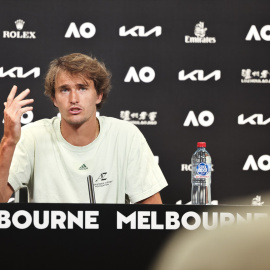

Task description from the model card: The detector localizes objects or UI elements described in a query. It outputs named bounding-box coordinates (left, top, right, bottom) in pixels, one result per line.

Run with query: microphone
left=87, top=175, right=96, bottom=203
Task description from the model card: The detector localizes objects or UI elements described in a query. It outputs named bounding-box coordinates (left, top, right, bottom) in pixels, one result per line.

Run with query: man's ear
left=96, top=93, right=103, bottom=104
left=52, top=97, right=58, bottom=108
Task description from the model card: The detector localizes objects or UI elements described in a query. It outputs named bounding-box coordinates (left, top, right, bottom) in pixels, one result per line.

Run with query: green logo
left=79, top=164, right=88, bottom=170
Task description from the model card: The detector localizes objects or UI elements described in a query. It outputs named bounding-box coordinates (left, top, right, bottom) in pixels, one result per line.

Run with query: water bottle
left=191, top=142, right=212, bottom=205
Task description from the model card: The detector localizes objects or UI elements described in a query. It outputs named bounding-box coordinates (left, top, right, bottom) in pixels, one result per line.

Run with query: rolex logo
left=15, top=19, right=25, bottom=30
left=79, top=164, right=88, bottom=170
left=3, top=19, right=36, bottom=39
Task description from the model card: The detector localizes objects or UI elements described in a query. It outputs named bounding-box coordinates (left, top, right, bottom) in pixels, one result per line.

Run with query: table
left=1, top=204, right=268, bottom=270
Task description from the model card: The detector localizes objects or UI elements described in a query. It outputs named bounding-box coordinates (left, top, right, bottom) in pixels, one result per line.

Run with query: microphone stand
left=87, top=175, right=96, bottom=203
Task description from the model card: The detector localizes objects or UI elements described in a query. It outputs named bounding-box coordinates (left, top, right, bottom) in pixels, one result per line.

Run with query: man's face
left=53, top=71, right=102, bottom=127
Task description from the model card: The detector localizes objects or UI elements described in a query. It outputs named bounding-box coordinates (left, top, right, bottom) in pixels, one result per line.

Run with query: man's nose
left=69, top=89, right=79, bottom=103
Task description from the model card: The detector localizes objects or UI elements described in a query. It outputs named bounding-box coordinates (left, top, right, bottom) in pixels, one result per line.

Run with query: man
left=0, top=53, right=167, bottom=203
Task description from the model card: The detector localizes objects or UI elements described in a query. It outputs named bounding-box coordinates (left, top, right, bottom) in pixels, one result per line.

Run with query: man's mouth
left=69, top=107, right=82, bottom=115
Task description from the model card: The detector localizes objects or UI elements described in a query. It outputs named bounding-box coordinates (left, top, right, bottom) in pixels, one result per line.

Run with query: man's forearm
left=0, top=86, right=34, bottom=202
left=0, top=137, right=16, bottom=202
left=137, top=192, right=163, bottom=204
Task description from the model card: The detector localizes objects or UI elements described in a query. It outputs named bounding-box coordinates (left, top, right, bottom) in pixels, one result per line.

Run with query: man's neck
left=60, top=117, right=99, bottom=146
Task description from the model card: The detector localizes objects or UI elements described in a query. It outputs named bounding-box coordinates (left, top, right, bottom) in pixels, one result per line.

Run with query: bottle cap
left=197, top=142, right=206, bottom=147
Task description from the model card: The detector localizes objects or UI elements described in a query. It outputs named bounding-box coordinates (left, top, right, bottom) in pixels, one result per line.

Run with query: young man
left=0, top=53, right=167, bottom=203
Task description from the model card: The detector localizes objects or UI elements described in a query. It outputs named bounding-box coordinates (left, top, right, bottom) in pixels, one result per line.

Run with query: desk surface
left=1, top=204, right=269, bottom=270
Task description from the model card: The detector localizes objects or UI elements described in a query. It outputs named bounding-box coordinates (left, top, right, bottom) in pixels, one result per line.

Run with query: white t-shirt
left=8, top=116, right=167, bottom=203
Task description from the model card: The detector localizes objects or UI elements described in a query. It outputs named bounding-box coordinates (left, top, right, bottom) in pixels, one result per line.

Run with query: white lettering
left=0, top=210, right=11, bottom=228
left=165, top=212, right=180, bottom=230
left=243, top=155, right=259, bottom=170
left=184, top=111, right=214, bottom=127
left=33, top=211, right=49, bottom=229
left=181, top=212, right=201, bottom=230
left=257, top=155, right=270, bottom=171
left=65, top=22, right=80, bottom=38
left=179, top=70, right=221, bottom=81
left=124, top=66, right=155, bottom=83
left=183, top=111, right=199, bottom=126
left=151, top=211, right=164, bottom=229
left=0, top=67, right=40, bottom=78
left=3, top=31, right=9, bottom=38
left=119, top=26, right=162, bottom=37
left=181, top=164, right=192, bottom=171
left=238, top=114, right=257, bottom=125
left=260, top=25, right=270, bottom=41
left=236, top=213, right=253, bottom=224
left=220, top=212, right=235, bottom=226
left=85, top=211, right=99, bottom=229
left=79, top=22, right=96, bottom=38
left=246, top=25, right=270, bottom=41
left=117, top=211, right=136, bottom=229
left=198, top=111, right=214, bottom=127
left=185, top=36, right=216, bottom=43
left=2, top=31, right=36, bottom=39
left=243, top=155, right=270, bottom=171
left=65, top=22, right=96, bottom=38
left=67, top=211, right=83, bottom=229
left=12, top=210, right=32, bottom=229
left=202, top=212, right=218, bottom=230
left=124, top=67, right=140, bottom=82
left=138, top=211, right=151, bottom=229
left=238, top=114, right=270, bottom=125
left=139, top=67, right=155, bottom=83
left=246, top=25, right=261, bottom=41
left=51, top=211, right=66, bottom=229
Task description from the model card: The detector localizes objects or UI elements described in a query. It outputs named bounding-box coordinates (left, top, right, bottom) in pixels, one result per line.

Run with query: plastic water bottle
left=191, top=142, right=212, bottom=205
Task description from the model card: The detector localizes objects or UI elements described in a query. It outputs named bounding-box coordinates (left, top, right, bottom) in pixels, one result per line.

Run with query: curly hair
left=44, top=53, right=112, bottom=110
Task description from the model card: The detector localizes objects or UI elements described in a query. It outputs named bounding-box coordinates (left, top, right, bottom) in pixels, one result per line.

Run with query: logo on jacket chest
left=94, top=172, right=112, bottom=188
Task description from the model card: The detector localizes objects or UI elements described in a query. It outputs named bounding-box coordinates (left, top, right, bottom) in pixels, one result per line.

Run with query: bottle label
left=195, top=163, right=211, bottom=178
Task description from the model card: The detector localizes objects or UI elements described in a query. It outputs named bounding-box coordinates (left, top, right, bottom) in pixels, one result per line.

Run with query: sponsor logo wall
left=0, top=0, right=269, bottom=205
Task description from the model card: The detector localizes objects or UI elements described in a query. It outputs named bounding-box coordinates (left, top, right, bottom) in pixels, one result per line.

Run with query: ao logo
left=2, top=111, right=33, bottom=125
left=65, top=22, right=96, bottom=38
left=124, top=67, right=155, bottom=83
left=183, top=111, right=214, bottom=127
left=243, top=155, right=270, bottom=171
left=246, top=25, right=270, bottom=41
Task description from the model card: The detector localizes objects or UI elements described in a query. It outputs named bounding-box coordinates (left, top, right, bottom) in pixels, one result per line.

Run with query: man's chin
left=62, top=117, right=88, bottom=127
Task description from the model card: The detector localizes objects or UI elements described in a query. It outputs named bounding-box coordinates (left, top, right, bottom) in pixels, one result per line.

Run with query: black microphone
left=87, top=175, right=96, bottom=203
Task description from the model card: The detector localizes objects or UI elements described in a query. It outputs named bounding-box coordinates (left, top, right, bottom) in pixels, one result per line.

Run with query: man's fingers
left=13, top=88, right=31, bottom=102
left=16, top=106, right=33, bottom=117
left=6, top=87, right=31, bottom=108
left=18, top=99, right=34, bottom=108
left=5, top=99, right=34, bottom=117
left=6, top=85, right=18, bottom=107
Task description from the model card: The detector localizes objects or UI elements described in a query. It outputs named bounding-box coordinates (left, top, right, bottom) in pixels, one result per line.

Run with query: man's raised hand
left=3, top=85, right=34, bottom=145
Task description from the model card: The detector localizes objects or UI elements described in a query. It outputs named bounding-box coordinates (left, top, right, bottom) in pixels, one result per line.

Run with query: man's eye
left=80, top=87, right=86, bottom=91
left=61, top=89, right=68, bottom=92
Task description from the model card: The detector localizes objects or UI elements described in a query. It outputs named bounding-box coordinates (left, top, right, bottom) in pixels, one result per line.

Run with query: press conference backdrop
left=0, top=0, right=270, bottom=205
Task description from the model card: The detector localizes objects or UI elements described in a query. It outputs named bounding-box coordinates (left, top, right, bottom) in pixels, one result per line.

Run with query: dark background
left=1, top=0, right=270, bottom=205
